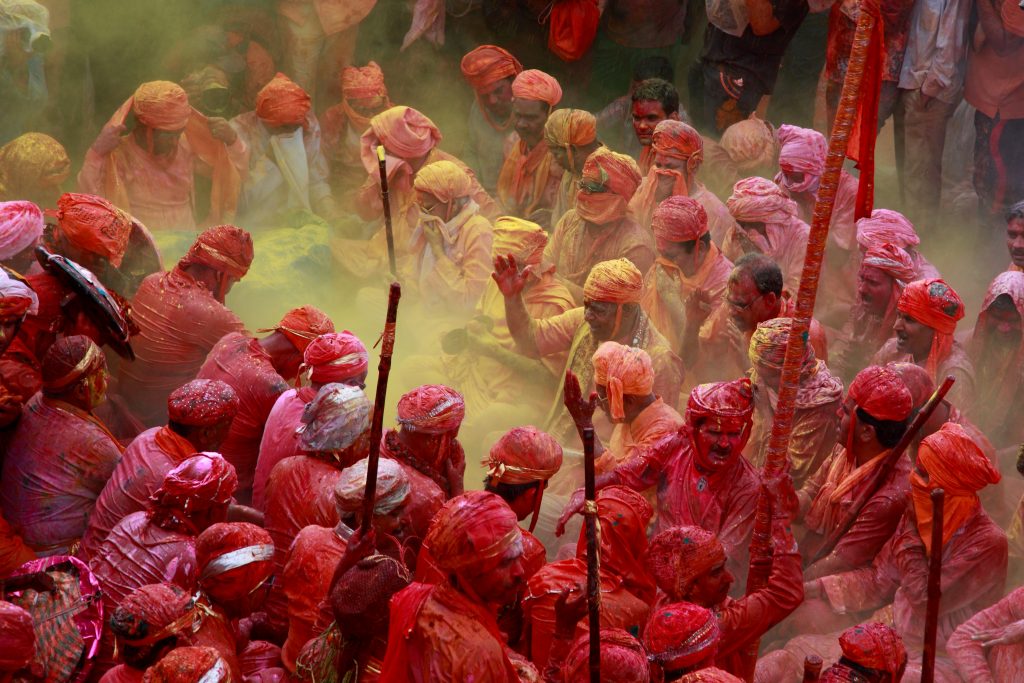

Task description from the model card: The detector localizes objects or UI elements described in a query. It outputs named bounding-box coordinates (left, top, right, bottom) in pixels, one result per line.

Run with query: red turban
left=0, top=600, right=35, bottom=672
left=425, top=491, right=522, bottom=573
left=341, top=61, right=388, bottom=100
left=132, top=81, right=192, bottom=131
left=0, top=268, right=37, bottom=317
left=856, top=209, right=920, bottom=251
left=196, top=522, right=274, bottom=601
left=837, top=622, right=907, bottom=681
left=0, top=200, right=43, bottom=261
left=178, top=225, right=254, bottom=280
left=491, top=217, right=548, bottom=265
left=592, top=341, right=655, bottom=421
left=677, top=669, right=743, bottom=682
left=847, top=365, right=913, bottom=422
left=49, top=192, right=132, bottom=267
left=396, top=384, right=465, bottom=434
left=580, top=486, right=655, bottom=601
left=298, top=384, right=371, bottom=453
left=302, top=331, right=369, bottom=385
left=412, top=160, right=474, bottom=202
left=583, top=258, right=644, bottom=304
left=652, top=195, right=709, bottom=247
left=511, top=69, right=562, bottom=107
left=887, top=362, right=933, bottom=408
left=460, top=45, right=522, bottom=94
left=647, top=526, right=726, bottom=599
left=363, top=106, right=441, bottom=170
left=334, top=457, right=411, bottom=516
left=564, top=628, right=649, bottom=683
left=897, top=279, right=964, bottom=379
left=41, top=334, right=105, bottom=392
left=543, top=109, right=597, bottom=147
left=255, top=73, right=311, bottom=128
left=110, top=583, right=193, bottom=650
left=153, top=452, right=237, bottom=515
left=262, top=305, right=335, bottom=353
left=686, top=378, right=755, bottom=432
left=861, top=243, right=916, bottom=283
left=652, top=120, right=704, bottom=164
left=485, top=426, right=563, bottom=485
left=720, top=116, right=776, bottom=172
left=143, top=647, right=230, bottom=683
left=776, top=124, right=826, bottom=183
left=644, top=601, right=721, bottom=671
left=727, top=176, right=798, bottom=225
left=167, top=379, right=239, bottom=427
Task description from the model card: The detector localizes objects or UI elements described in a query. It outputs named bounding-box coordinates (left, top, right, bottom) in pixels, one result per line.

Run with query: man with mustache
left=1007, top=200, right=1024, bottom=272
left=460, top=45, right=523, bottom=194
left=544, top=108, right=604, bottom=227
left=321, top=62, right=391, bottom=191
left=630, top=78, right=681, bottom=175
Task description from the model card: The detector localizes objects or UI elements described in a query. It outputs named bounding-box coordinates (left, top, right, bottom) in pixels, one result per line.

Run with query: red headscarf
left=644, top=601, right=720, bottom=671
left=0, top=200, right=44, bottom=261
left=262, top=305, right=335, bottom=354
left=49, top=192, right=132, bottom=267
left=485, top=426, right=563, bottom=485
left=178, top=225, right=254, bottom=280
left=836, top=622, right=906, bottom=682
left=302, top=331, right=369, bottom=385
left=592, top=341, right=655, bottom=421
left=152, top=452, right=237, bottom=531
left=847, top=365, right=912, bottom=422
left=511, top=69, right=562, bottom=107
left=859, top=242, right=916, bottom=330
left=583, top=258, right=644, bottom=304
left=652, top=194, right=708, bottom=248
left=460, top=45, right=522, bottom=94
left=685, top=378, right=755, bottom=432
left=196, top=522, right=274, bottom=601
left=0, top=600, right=35, bottom=672
left=856, top=209, right=920, bottom=252
left=143, top=647, right=230, bottom=683
left=255, top=73, right=311, bottom=128
left=396, top=384, right=465, bottom=434
left=564, top=628, right=649, bottom=683
left=646, top=525, right=726, bottom=600
left=41, top=334, right=105, bottom=392
left=577, top=486, right=656, bottom=602
left=971, top=270, right=1024, bottom=407
left=425, top=491, right=522, bottom=575
left=575, top=148, right=641, bottom=225
left=775, top=124, right=826, bottom=194
left=676, top=669, right=742, bottom=682
left=167, top=379, right=239, bottom=427
left=897, top=279, right=964, bottom=380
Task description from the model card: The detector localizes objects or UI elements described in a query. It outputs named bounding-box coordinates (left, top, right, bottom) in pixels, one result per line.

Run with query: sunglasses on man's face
left=577, top=178, right=608, bottom=194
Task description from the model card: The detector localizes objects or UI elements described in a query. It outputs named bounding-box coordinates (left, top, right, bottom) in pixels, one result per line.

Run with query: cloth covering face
left=592, top=341, right=655, bottom=421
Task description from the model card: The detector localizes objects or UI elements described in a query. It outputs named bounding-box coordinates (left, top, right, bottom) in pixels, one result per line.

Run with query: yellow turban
left=412, top=160, right=474, bottom=203
left=544, top=108, right=597, bottom=147
left=491, top=216, right=547, bottom=265
left=583, top=258, right=643, bottom=304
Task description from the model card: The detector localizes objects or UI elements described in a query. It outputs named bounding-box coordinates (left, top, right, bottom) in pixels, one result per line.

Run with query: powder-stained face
left=631, top=99, right=668, bottom=146
left=512, top=99, right=550, bottom=149
left=686, top=558, right=733, bottom=607
left=0, top=316, right=22, bottom=354
left=693, top=420, right=746, bottom=472
left=1007, top=217, right=1024, bottom=269
left=857, top=265, right=895, bottom=318
left=982, top=299, right=1022, bottom=344
left=893, top=311, right=935, bottom=361
left=460, top=538, right=526, bottom=607
left=483, top=78, right=514, bottom=120
left=583, top=299, right=621, bottom=342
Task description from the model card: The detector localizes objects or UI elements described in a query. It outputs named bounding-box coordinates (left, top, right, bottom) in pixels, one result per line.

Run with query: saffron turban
left=330, top=554, right=411, bottom=631
left=720, top=116, right=776, bottom=171
left=856, top=209, right=920, bottom=251
left=644, top=601, right=721, bottom=670
left=647, top=525, right=727, bottom=598
left=777, top=124, right=826, bottom=178
left=460, top=45, right=522, bottom=93
left=143, top=647, right=230, bottom=683
left=727, top=176, right=798, bottom=225
left=303, top=331, right=369, bottom=385
left=897, top=279, right=964, bottom=377
left=582, top=147, right=642, bottom=200
left=652, top=120, right=704, bottom=164
left=0, top=268, right=38, bottom=317
left=167, top=379, right=239, bottom=427
left=677, top=669, right=743, bottom=682
left=0, top=132, right=71, bottom=200
left=652, top=194, right=709, bottom=245
left=262, top=305, right=334, bottom=353
left=592, top=341, right=655, bottom=421
left=836, top=622, right=907, bottom=680
left=847, top=365, right=913, bottom=422
left=861, top=243, right=916, bottom=283
left=299, top=384, right=372, bottom=452
left=685, top=378, right=755, bottom=431
left=511, top=69, right=562, bottom=107
left=0, top=600, right=35, bottom=672
left=154, top=453, right=237, bottom=512
left=543, top=108, right=597, bottom=147
left=396, top=384, right=465, bottom=434
left=589, top=486, right=654, bottom=587
left=412, top=160, right=473, bottom=202
left=485, top=425, right=563, bottom=485
left=425, top=490, right=522, bottom=573
left=367, top=106, right=441, bottom=161
left=255, top=73, right=311, bottom=128
left=583, top=258, right=644, bottom=304
left=132, top=81, right=192, bottom=131
left=887, top=361, right=933, bottom=408
left=341, top=61, right=387, bottom=99
left=178, top=225, right=254, bottom=280
left=0, top=200, right=43, bottom=261
left=748, top=317, right=814, bottom=372
left=110, top=583, right=193, bottom=650
left=334, top=457, right=411, bottom=516
left=41, top=335, right=105, bottom=392
left=196, top=522, right=274, bottom=599
left=491, top=216, right=547, bottom=265
left=564, top=628, right=649, bottom=683
left=50, top=192, right=132, bottom=267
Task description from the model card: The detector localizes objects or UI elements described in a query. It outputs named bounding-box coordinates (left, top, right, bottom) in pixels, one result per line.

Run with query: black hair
left=733, top=253, right=783, bottom=297
left=631, top=78, right=680, bottom=116
left=483, top=478, right=541, bottom=503
left=632, top=56, right=675, bottom=84
left=855, top=407, right=908, bottom=448
left=989, top=293, right=1018, bottom=312
left=675, top=233, right=713, bottom=253
left=1006, top=199, right=1024, bottom=222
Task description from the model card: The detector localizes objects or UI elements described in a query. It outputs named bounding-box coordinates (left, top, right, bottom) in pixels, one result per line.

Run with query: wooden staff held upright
left=377, top=145, right=398, bottom=279
left=582, top=425, right=601, bottom=683
left=361, top=282, right=402, bottom=533
left=921, top=488, right=946, bottom=683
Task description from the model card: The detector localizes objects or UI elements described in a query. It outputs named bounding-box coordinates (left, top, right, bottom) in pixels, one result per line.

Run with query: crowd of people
left=0, top=0, right=1023, bottom=681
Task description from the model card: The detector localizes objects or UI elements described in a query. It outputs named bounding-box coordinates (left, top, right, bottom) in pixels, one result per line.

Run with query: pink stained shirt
left=252, top=387, right=316, bottom=511
left=948, top=586, right=1024, bottom=682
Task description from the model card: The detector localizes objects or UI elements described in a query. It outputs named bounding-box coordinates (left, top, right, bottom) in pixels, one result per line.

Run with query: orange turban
left=178, top=225, right=254, bottom=280
left=583, top=258, right=644, bottom=304
left=581, top=147, right=642, bottom=200
left=653, top=194, right=708, bottom=246
left=645, top=602, right=721, bottom=671
left=167, top=379, right=239, bottom=427
left=396, top=384, right=465, bottom=434
left=721, top=116, right=776, bottom=171
left=727, top=176, right=799, bottom=225
left=425, top=491, right=522, bottom=573
left=49, top=192, right=132, bottom=267
left=460, top=45, right=522, bottom=94
left=856, top=209, right=920, bottom=251
left=677, top=669, right=743, bottom=682
left=847, top=365, right=912, bottom=422
left=256, top=73, right=311, bottom=128
left=564, top=629, right=648, bottom=683
left=262, top=305, right=335, bottom=353
left=592, top=341, right=655, bottom=420
left=341, top=61, right=388, bottom=100
left=412, top=160, right=473, bottom=202
left=652, top=120, right=704, bottom=164
left=132, top=81, right=191, bottom=131
left=647, top=525, right=726, bottom=598
left=491, top=216, right=547, bottom=265
left=543, top=108, right=597, bottom=147
left=511, top=69, right=562, bottom=107
left=485, top=425, right=563, bottom=485
left=897, top=279, right=964, bottom=379
left=836, top=622, right=907, bottom=680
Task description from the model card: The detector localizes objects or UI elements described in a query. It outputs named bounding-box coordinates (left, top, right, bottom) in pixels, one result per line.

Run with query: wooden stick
left=582, top=425, right=601, bottom=683
left=377, top=145, right=398, bottom=279
left=921, top=488, right=945, bottom=683
left=360, top=282, right=402, bottom=534
left=801, top=655, right=823, bottom=682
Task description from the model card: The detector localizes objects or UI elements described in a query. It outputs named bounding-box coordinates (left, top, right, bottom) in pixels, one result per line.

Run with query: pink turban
left=255, top=73, right=311, bottom=128
left=511, top=69, right=562, bottom=107
left=777, top=124, right=827, bottom=179
left=652, top=194, right=709, bottom=246
left=727, top=176, right=799, bottom=225
left=167, top=379, right=239, bottom=427
left=396, top=384, right=465, bottom=434
left=592, top=341, right=655, bottom=420
left=856, top=209, right=920, bottom=251
left=303, top=331, right=369, bottom=385
left=0, top=200, right=43, bottom=260
left=154, top=452, right=237, bottom=513
left=847, top=365, right=913, bottom=422
left=364, top=106, right=441, bottom=166
left=861, top=243, right=917, bottom=283
left=720, top=116, right=776, bottom=172
left=132, top=81, right=192, bottom=131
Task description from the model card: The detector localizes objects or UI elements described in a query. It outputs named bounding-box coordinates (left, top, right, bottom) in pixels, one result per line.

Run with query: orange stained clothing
left=411, top=209, right=493, bottom=313
left=598, top=397, right=685, bottom=473
left=545, top=209, right=656, bottom=295
left=497, top=137, right=563, bottom=225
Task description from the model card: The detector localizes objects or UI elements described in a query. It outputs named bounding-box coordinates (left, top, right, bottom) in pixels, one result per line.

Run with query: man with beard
left=630, top=78, right=681, bottom=175
left=1008, top=200, right=1024, bottom=272
left=460, top=46, right=523, bottom=193
left=496, top=257, right=684, bottom=440
left=544, top=109, right=603, bottom=227
left=321, top=62, right=391, bottom=192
